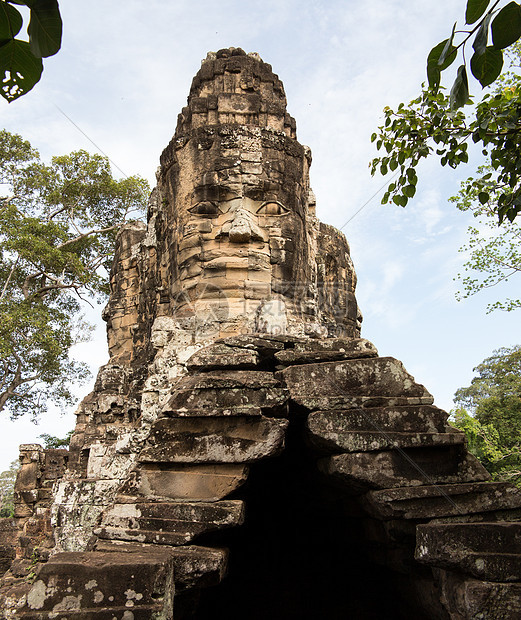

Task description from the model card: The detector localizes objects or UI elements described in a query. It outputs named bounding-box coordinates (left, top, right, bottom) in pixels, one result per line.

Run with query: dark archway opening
left=190, top=413, right=434, bottom=619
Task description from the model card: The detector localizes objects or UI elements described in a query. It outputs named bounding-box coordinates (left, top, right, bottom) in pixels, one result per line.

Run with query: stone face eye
left=188, top=202, right=220, bottom=217
left=256, top=202, right=289, bottom=216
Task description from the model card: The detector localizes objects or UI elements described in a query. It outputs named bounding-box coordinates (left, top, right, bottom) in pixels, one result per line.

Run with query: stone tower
left=1, top=49, right=520, bottom=619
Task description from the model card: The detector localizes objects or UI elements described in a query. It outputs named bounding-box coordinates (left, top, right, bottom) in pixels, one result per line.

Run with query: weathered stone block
left=164, top=371, right=288, bottom=413
left=275, top=338, right=378, bottom=365
left=170, top=545, right=227, bottom=590
left=363, top=482, right=521, bottom=520
left=280, top=357, right=432, bottom=404
left=94, top=541, right=228, bottom=591
left=96, top=500, right=244, bottom=546
left=19, top=548, right=175, bottom=617
left=437, top=569, right=521, bottom=619
left=186, top=344, right=259, bottom=370
left=117, top=463, right=249, bottom=501
left=139, top=416, right=288, bottom=463
left=311, top=429, right=465, bottom=453
left=310, top=405, right=449, bottom=433
left=320, top=448, right=489, bottom=491
left=416, top=522, right=521, bottom=581
left=306, top=406, right=464, bottom=453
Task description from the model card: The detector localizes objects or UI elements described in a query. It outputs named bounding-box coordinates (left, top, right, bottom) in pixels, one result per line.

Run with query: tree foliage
left=0, top=129, right=149, bottom=419
left=0, top=0, right=62, bottom=102
left=371, top=1, right=521, bottom=224
left=38, top=429, right=72, bottom=448
left=451, top=345, right=521, bottom=486
left=451, top=164, right=521, bottom=311
left=0, top=458, right=19, bottom=517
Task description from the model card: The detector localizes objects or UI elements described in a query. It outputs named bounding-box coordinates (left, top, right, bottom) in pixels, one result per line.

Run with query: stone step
left=139, top=416, right=288, bottom=463
left=17, top=548, right=174, bottom=617
left=319, top=448, right=489, bottom=491
left=280, top=357, right=433, bottom=407
left=96, top=500, right=244, bottom=545
left=274, top=337, right=378, bottom=365
left=117, top=463, right=249, bottom=502
left=94, top=541, right=228, bottom=590
left=362, top=482, right=521, bottom=520
left=416, top=522, right=521, bottom=582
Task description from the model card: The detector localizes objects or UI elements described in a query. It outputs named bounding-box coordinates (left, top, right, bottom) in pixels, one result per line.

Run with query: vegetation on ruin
left=371, top=1, right=521, bottom=311
left=0, top=0, right=62, bottom=102
left=0, top=130, right=149, bottom=419
left=451, top=345, right=521, bottom=486
left=0, top=459, right=18, bottom=517
left=38, top=430, right=72, bottom=448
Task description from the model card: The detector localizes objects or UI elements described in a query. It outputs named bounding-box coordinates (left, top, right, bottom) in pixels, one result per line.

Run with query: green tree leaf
left=439, top=23, right=457, bottom=66
left=27, top=0, right=62, bottom=58
left=450, top=65, right=470, bottom=109
left=0, top=38, right=43, bottom=102
left=0, top=2, right=23, bottom=39
left=472, top=12, right=492, bottom=56
left=492, top=1, right=521, bottom=50
left=466, top=0, right=491, bottom=24
left=427, top=39, right=457, bottom=89
left=471, top=46, right=504, bottom=87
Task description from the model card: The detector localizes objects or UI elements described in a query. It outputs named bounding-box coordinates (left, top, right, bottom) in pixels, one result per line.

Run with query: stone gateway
left=1, top=48, right=520, bottom=619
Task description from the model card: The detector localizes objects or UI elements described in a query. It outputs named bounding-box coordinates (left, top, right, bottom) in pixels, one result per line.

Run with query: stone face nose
left=226, top=208, right=265, bottom=243
left=229, top=210, right=253, bottom=243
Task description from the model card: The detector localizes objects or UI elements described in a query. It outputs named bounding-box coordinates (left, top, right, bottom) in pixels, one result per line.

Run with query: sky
left=0, top=0, right=519, bottom=471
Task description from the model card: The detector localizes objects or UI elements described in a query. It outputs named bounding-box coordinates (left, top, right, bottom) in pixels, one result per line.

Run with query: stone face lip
left=320, top=449, right=490, bottom=491
left=416, top=522, right=521, bottom=582
left=96, top=500, right=245, bottom=546
left=139, top=416, right=289, bottom=463
left=281, top=357, right=432, bottom=402
left=21, top=548, right=175, bottom=616
left=117, top=464, right=249, bottom=502
left=275, top=337, right=378, bottom=365
left=363, top=481, right=521, bottom=520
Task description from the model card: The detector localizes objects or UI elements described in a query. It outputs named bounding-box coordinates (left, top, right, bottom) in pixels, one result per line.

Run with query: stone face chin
left=2, top=48, right=521, bottom=620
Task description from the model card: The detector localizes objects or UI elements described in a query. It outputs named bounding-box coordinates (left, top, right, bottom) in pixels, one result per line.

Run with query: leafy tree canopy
left=451, top=345, right=521, bottom=485
left=0, top=129, right=149, bottom=419
left=371, top=1, right=521, bottom=224
left=0, top=0, right=62, bottom=102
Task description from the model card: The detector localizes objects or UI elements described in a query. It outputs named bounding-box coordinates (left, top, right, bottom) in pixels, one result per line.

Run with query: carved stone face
left=161, top=127, right=314, bottom=336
